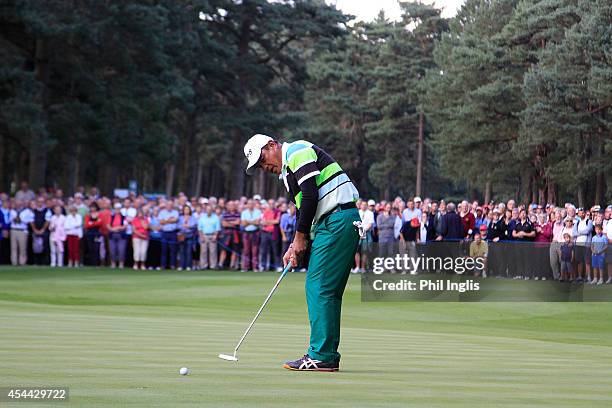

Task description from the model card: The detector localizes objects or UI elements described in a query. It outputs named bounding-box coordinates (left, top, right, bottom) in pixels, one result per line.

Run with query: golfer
left=244, top=134, right=360, bottom=371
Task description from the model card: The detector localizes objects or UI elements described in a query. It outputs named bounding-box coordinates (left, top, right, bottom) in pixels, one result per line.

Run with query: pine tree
left=521, top=0, right=611, bottom=205
left=425, top=0, right=523, bottom=202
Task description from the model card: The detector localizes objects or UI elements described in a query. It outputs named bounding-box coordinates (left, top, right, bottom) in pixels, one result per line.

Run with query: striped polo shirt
left=280, top=140, right=359, bottom=227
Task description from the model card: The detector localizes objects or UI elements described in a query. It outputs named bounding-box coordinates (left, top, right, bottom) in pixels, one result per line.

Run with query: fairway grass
left=1, top=267, right=611, bottom=407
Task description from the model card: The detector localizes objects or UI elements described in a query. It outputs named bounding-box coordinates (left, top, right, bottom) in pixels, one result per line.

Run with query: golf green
left=1, top=267, right=611, bottom=407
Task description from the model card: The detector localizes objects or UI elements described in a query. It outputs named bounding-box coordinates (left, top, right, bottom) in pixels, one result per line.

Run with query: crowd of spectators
left=1, top=182, right=611, bottom=284
left=1, top=182, right=297, bottom=273
left=356, top=196, right=611, bottom=283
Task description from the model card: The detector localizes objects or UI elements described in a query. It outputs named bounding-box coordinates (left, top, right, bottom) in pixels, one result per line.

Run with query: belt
left=319, top=202, right=355, bottom=223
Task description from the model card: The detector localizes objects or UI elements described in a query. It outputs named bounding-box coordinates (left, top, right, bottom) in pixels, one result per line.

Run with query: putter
left=219, top=263, right=293, bottom=363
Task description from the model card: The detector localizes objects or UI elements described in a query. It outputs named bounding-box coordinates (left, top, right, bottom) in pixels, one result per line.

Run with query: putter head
left=218, top=353, right=239, bottom=362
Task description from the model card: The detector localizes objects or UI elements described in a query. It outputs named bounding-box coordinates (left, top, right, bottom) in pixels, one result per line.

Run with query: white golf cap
left=367, top=199, right=376, bottom=206
left=244, top=134, right=273, bottom=175
left=414, top=196, right=422, bottom=203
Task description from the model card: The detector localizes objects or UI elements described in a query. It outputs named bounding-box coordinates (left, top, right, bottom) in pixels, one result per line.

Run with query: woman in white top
left=64, top=205, right=83, bottom=267
left=49, top=205, right=67, bottom=267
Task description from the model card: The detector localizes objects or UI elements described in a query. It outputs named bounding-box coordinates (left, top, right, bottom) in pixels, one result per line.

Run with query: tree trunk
left=538, top=181, right=546, bottom=206
left=165, top=163, right=175, bottom=198
left=595, top=171, right=603, bottom=205
left=229, top=130, right=245, bottom=198
left=520, top=170, right=531, bottom=204
left=577, top=184, right=585, bottom=209
left=28, top=134, right=47, bottom=190
left=194, top=160, right=203, bottom=198
left=18, top=148, right=27, bottom=187
left=0, top=133, right=4, bottom=191
left=70, top=143, right=81, bottom=195
left=484, top=180, right=491, bottom=205
left=415, top=110, right=424, bottom=197
left=546, top=180, right=556, bottom=206
left=30, top=37, right=49, bottom=189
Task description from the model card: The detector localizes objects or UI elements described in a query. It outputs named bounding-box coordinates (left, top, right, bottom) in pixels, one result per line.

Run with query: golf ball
left=179, top=367, right=190, bottom=376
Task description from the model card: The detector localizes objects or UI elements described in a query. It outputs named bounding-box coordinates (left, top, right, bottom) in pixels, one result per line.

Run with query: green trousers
left=306, top=207, right=360, bottom=363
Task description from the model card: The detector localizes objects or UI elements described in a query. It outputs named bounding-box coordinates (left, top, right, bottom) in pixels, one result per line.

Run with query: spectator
left=512, top=208, right=535, bottom=279
left=240, top=199, right=261, bottom=272
left=0, top=198, right=10, bottom=264
left=402, top=199, right=421, bottom=226
left=368, top=199, right=378, bottom=243
left=107, top=203, right=128, bottom=269
left=418, top=211, right=432, bottom=243
left=487, top=209, right=505, bottom=242
left=605, top=205, right=612, bottom=284
left=121, top=198, right=137, bottom=267
left=429, top=201, right=443, bottom=238
left=574, top=207, right=593, bottom=283
left=400, top=211, right=419, bottom=274
left=198, top=204, right=221, bottom=270
left=280, top=203, right=297, bottom=260
left=74, top=193, right=88, bottom=218
left=474, top=207, right=487, bottom=231
left=376, top=203, right=397, bottom=259
left=147, top=206, right=162, bottom=270
left=561, top=217, right=575, bottom=240
left=549, top=209, right=565, bottom=280
left=159, top=200, right=179, bottom=270
left=354, top=200, right=374, bottom=273
left=177, top=205, right=197, bottom=271
left=533, top=213, right=553, bottom=280
left=97, top=198, right=112, bottom=266
left=259, top=201, right=281, bottom=271
left=15, top=181, right=35, bottom=202
left=590, top=224, right=607, bottom=285
left=469, top=230, right=488, bottom=277
left=84, top=202, right=103, bottom=266
left=459, top=201, right=475, bottom=238
left=64, top=205, right=83, bottom=267
left=559, top=232, right=574, bottom=282
left=132, top=207, right=149, bottom=270
left=30, top=196, right=52, bottom=265
left=438, top=202, right=463, bottom=241
left=9, top=200, right=33, bottom=266
left=414, top=196, right=422, bottom=211
left=392, top=206, right=403, bottom=241
left=49, top=205, right=67, bottom=267
left=219, top=200, right=241, bottom=270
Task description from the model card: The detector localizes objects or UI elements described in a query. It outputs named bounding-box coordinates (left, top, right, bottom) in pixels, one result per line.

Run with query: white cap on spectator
left=199, top=198, right=209, bottom=204
left=114, top=202, right=122, bottom=209
left=367, top=199, right=375, bottom=206
left=253, top=194, right=261, bottom=201
left=414, top=196, right=422, bottom=203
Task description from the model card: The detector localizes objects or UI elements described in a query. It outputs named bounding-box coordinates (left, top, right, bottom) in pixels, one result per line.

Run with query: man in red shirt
left=97, top=198, right=112, bottom=266
left=460, top=201, right=475, bottom=238
left=259, top=201, right=281, bottom=271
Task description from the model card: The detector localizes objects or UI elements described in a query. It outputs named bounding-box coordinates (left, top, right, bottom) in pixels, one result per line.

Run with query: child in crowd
left=49, top=205, right=67, bottom=267
left=559, top=233, right=573, bottom=282
left=590, top=224, right=608, bottom=285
